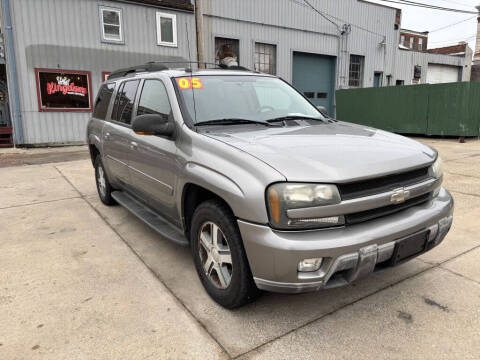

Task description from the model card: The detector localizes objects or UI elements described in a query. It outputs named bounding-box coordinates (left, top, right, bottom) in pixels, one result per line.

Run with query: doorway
left=292, top=52, right=336, bottom=117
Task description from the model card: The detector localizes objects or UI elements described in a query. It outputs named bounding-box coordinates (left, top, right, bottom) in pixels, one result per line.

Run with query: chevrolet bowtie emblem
left=391, top=187, right=410, bottom=204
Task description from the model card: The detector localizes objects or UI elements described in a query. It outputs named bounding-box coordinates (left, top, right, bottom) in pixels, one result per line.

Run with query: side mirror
left=316, top=105, right=329, bottom=118
left=132, top=114, right=175, bottom=137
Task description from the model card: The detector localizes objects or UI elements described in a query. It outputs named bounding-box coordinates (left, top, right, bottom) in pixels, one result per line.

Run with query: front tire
left=190, top=200, right=260, bottom=308
left=94, top=156, right=115, bottom=206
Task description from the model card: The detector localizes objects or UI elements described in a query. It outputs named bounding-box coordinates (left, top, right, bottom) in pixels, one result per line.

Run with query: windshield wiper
left=266, top=115, right=327, bottom=123
left=195, top=118, right=278, bottom=127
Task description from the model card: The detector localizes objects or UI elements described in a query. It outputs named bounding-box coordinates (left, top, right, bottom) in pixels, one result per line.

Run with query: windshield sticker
left=176, top=77, right=204, bottom=90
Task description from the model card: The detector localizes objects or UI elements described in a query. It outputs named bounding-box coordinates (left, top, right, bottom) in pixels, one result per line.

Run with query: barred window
left=254, top=43, right=276, bottom=75
left=349, top=55, right=364, bottom=88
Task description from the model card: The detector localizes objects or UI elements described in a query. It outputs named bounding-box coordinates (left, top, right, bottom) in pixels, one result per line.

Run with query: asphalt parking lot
left=1, top=138, right=480, bottom=360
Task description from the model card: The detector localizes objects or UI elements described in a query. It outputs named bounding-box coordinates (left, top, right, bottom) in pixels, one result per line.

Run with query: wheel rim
left=198, top=221, right=233, bottom=289
left=97, top=164, right=107, bottom=198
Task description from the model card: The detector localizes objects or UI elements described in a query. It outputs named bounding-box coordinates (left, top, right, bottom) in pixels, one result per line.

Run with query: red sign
left=35, top=68, right=92, bottom=112
left=46, top=79, right=88, bottom=96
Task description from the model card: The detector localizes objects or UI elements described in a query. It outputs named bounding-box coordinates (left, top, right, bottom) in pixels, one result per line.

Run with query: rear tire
left=190, top=199, right=260, bottom=308
left=94, top=156, right=115, bottom=206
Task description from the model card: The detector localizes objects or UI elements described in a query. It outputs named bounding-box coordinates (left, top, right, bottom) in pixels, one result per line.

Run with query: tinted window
left=137, top=80, right=171, bottom=120
left=111, top=79, right=140, bottom=124
left=93, top=83, right=115, bottom=120
left=111, top=82, right=124, bottom=122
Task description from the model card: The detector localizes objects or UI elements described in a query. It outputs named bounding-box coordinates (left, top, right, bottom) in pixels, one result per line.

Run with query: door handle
left=130, top=141, right=138, bottom=150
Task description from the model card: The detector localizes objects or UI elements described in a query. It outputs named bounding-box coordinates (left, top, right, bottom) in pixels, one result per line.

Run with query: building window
left=409, top=37, right=414, bottom=48
left=418, top=38, right=423, bottom=51
left=400, top=35, right=405, bottom=46
left=156, top=12, right=177, bottom=47
left=254, top=43, right=276, bottom=75
left=215, top=37, right=240, bottom=64
left=396, top=79, right=404, bottom=86
left=35, top=68, right=93, bottom=112
left=99, top=6, right=123, bottom=43
left=414, top=65, right=422, bottom=79
left=348, top=55, right=364, bottom=88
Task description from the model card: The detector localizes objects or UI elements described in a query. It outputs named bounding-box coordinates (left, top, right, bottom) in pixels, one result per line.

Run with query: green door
left=292, top=52, right=336, bottom=116
left=374, top=72, right=383, bottom=88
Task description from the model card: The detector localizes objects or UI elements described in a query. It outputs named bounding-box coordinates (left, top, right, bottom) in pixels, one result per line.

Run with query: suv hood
left=203, top=121, right=436, bottom=183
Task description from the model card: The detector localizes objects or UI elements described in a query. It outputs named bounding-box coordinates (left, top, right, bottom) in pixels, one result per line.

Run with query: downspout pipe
left=1, top=0, right=23, bottom=145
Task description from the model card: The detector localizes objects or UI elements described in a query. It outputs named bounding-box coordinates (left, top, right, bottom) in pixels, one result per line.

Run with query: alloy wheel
left=97, top=165, right=107, bottom=198
left=198, top=221, right=233, bottom=289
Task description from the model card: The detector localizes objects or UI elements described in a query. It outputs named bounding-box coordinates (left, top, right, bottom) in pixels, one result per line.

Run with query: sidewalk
left=0, top=145, right=89, bottom=167
left=1, top=138, right=479, bottom=359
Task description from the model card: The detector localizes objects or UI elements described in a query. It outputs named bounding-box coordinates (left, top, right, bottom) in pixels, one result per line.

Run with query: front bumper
left=239, top=188, right=454, bottom=293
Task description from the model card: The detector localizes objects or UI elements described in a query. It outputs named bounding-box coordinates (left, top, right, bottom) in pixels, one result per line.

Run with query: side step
left=111, top=191, right=189, bottom=246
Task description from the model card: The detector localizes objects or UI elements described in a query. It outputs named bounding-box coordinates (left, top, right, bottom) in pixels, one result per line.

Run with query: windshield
left=175, top=75, right=323, bottom=124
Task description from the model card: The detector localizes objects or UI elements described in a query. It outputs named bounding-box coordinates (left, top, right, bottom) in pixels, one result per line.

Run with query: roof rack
left=107, top=61, right=255, bottom=80
left=108, top=63, right=169, bottom=80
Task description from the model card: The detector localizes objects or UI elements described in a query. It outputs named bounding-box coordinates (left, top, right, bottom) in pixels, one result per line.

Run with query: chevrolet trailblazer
left=87, top=62, right=453, bottom=308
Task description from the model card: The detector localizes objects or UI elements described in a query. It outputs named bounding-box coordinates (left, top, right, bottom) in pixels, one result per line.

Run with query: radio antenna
left=185, top=21, right=198, bottom=125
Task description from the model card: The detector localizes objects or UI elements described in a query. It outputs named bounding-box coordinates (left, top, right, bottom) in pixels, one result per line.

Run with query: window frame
left=136, top=79, right=173, bottom=118
left=156, top=12, right=178, bottom=47
left=254, top=42, right=277, bottom=75
left=409, top=37, right=414, bottom=49
left=400, top=35, right=405, bottom=46
left=110, top=79, right=141, bottom=126
left=418, top=38, right=423, bottom=51
left=34, top=68, right=93, bottom=112
left=215, top=36, right=240, bottom=65
left=348, top=54, right=364, bottom=88
left=99, top=6, right=124, bottom=44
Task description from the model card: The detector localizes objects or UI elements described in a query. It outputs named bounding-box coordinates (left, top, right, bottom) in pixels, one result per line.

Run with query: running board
left=111, top=191, right=189, bottom=246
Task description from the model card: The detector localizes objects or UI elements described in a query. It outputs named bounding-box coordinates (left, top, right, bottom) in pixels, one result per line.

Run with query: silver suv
left=87, top=62, right=453, bottom=308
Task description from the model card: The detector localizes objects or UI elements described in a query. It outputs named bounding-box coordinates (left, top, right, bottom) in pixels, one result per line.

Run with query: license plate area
left=391, top=230, right=428, bottom=266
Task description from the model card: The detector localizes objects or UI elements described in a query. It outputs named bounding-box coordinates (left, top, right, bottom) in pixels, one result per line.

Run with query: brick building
left=399, top=29, right=428, bottom=51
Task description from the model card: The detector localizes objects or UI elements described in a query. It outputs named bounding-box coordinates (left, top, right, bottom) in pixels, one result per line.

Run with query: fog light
left=298, top=258, right=323, bottom=272
left=288, top=216, right=344, bottom=228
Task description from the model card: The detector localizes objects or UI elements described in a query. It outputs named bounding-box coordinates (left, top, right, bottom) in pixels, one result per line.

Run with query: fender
left=176, top=161, right=270, bottom=224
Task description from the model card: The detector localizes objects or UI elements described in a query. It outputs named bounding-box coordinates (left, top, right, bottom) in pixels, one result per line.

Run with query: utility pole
left=474, top=5, right=480, bottom=64
left=195, top=0, right=205, bottom=68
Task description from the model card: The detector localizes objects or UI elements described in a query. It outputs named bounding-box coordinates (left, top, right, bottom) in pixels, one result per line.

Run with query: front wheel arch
left=181, top=183, right=236, bottom=240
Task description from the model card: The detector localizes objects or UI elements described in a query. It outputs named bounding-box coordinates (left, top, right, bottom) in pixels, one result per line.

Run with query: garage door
left=292, top=52, right=336, bottom=117
left=426, top=64, right=460, bottom=84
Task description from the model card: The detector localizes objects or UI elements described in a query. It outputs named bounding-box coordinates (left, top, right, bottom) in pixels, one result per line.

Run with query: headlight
left=267, top=183, right=343, bottom=230
left=431, top=156, right=443, bottom=179
left=430, top=156, right=443, bottom=197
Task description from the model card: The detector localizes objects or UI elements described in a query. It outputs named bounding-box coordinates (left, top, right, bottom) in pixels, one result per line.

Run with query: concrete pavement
left=1, top=138, right=479, bottom=359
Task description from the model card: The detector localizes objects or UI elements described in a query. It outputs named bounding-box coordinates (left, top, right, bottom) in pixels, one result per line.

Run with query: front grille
left=338, top=166, right=430, bottom=201
left=345, top=192, right=431, bottom=225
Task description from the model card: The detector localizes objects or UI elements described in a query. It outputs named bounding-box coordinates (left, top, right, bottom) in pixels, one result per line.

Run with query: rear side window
left=111, top=79, right=140, bottom=125
left=137, top=79, right=172, bottom=120
left=93, top=83, right=115, bottom=120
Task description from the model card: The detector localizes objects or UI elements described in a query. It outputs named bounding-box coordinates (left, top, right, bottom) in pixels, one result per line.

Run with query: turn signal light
left=268, top=188, right=281, bottom=224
